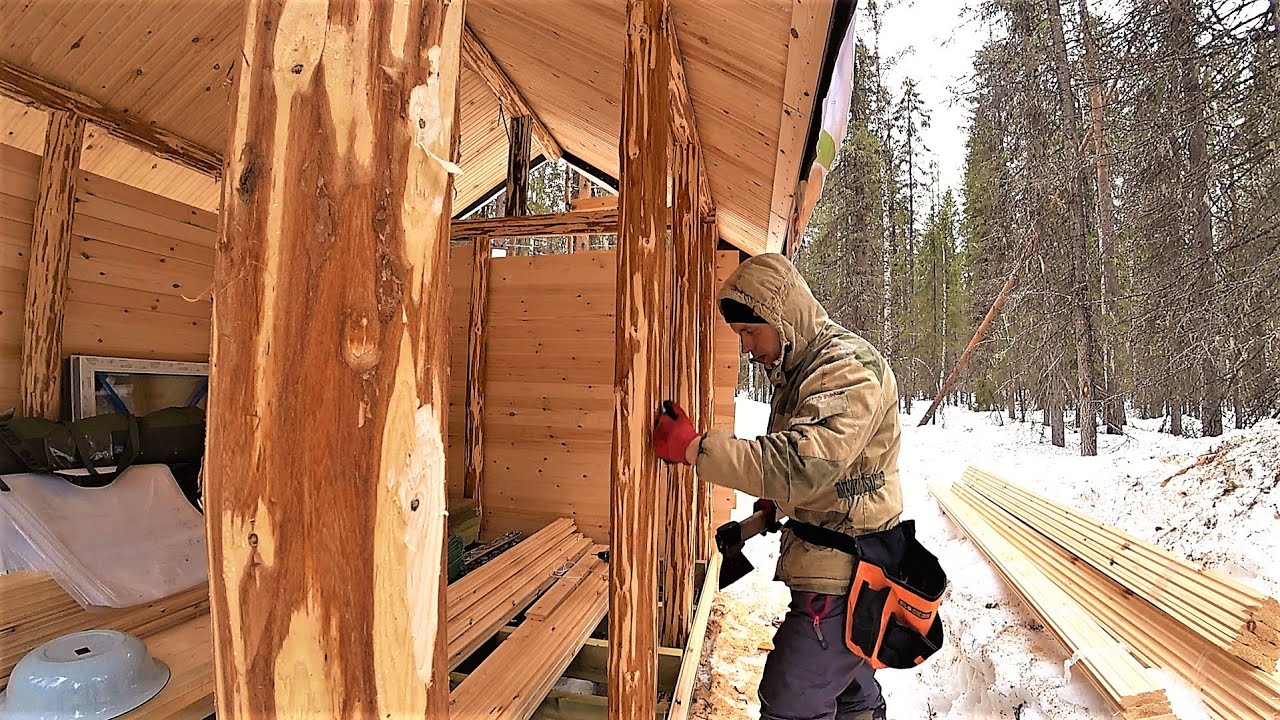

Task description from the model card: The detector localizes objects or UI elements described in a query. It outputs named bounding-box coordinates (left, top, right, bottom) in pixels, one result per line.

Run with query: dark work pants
left=758, top=590, right=882, bottom=720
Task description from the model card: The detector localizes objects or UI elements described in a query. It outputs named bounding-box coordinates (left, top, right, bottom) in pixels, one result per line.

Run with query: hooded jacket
left=696, top=254, right=903, bottom=595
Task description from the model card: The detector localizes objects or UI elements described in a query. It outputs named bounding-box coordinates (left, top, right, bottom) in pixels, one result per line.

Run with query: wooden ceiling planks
left=3, top=0, right=829, bottom=255
left=0, top=0, right=237, bottom=150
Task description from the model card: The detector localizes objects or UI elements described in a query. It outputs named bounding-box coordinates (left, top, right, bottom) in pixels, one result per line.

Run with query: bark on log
left=610, top=0, right=669, bottom=715
left=20, top=110, right=84, bottom=420
left=205, top=1, right=461, bottom=715
left=463, top=235, right=492, bottom=507
left=504, top=115, right=532, bottom=219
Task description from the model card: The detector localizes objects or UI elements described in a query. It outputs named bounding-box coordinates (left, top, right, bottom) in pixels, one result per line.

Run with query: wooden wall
left=0, top=144, right=214, bottom=414
left=453, top=249, right=739, bottom=544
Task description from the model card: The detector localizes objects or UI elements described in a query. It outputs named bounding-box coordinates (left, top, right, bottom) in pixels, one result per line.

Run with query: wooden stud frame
left=204, top=0, right=462, bottom=715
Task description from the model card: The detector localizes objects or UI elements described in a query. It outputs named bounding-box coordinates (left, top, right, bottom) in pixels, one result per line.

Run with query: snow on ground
left=690, top=396, right=1280, bottom=720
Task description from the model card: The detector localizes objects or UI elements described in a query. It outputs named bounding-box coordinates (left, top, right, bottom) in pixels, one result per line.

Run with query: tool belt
left=786, top=519, right=946, bottom=669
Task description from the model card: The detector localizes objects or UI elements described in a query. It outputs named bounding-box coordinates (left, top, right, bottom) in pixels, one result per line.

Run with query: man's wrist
left=684, top=434, right=703, bottom=465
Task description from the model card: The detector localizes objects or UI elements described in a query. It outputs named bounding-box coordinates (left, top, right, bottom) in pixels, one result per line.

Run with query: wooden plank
left=20, top=109, right=83, bottom=418
left=506, top=115, right=533, bottom=217
left=660, top=142, right=699, bottom=648
left=462, top=25, right=563, bottom=160
left=491, top=627, right=684, bottom=694
left=450, top=547, right=610, bottom=719
left=933, top=483, right=1173, bottom=720
left=667, top=554, right=721, bottom=720
left=611, top=0, right=670, bottom=716
left=452, top=207, right=620, bottom=240
left=0, top=61, right=221, bottom=178
left=963, top=468, right=1280, bottom=669
left=695, top=217, right=718, bottom=561
left=464, top=235, right=491, bottom=514
left=75, top=170, right=220, bottom=233
left=949, top=480, right=1280, bottom=720
left=204, top=0, right=462, bottom=715
left=766, top=0, right=837, bottom=253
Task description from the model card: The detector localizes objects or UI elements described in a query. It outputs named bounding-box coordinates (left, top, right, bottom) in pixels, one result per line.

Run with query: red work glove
left=653, top=401, right=699, bottom=465
left=753, top=498, right=783, bottom=533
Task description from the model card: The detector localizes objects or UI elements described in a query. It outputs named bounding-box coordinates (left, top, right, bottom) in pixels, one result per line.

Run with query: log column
left=695, top=214, right=718, bottom=561
left=660, top=142, right=699, bottom=647
left=504, top=115, right=531, bottom=218
left=205, top=1, right=462, bottom=716
left=463, top=234, right=492, bottom=509
left=20, top=110, right=84, bottom=419
left=611, top=0, right=669, bottom=715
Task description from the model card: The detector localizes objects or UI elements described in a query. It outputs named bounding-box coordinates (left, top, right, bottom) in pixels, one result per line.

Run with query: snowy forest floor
left=687, top=398, right=1280, bottom=720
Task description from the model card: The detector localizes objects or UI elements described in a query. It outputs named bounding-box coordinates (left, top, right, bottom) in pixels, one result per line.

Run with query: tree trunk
left=206, top=0, right=461, bottom=714
left=1174, top=0, right=1222, bottom=437
left=611, top=0, right=669, bottom=715
left=1170, top=397, right=1184, bottom=436
left=1051, top=378, right=1066, bottom=447
left=1047, top=0, right=1100, bottom=456
left=1077, top=0, right=1126, bottom=435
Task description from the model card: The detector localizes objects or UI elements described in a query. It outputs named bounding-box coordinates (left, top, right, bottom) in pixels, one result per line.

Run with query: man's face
left=730, top=323, right=782, bottom=367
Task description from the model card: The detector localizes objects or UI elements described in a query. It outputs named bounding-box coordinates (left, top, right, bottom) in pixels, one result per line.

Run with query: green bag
left=0, top=407, right=206, bottom=489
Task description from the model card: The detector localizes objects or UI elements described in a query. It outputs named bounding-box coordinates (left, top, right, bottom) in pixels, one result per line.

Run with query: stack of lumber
left=963, top=466, right=1280, bottom=670
left=450, top=545, right=610, bottom=719
left=447, top=518, right=594, bottom=669
left=118, top=614, right=214, bottom=719
left=932, top=484, right=1174, bottom=720
left=937, top=466, right=1280, bottom=720
left=1, top=573, right=208, bottom=689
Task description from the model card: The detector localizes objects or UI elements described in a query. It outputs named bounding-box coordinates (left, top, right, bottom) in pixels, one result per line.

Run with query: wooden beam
left=205, top=1, right=462, bottom=716
left=452, top=207, right=620, bottom=240
left=766, top=0, right=837, bottom=252
left=694, top=215, right=718, bottom=561
left=462, top=26, right=563, bottom=160
left=611, top=0, right=670, bottom=716
left=505, top=115, right=533, bottom=218
left=660, top=142, right=700, bottom=648
left=463, top=235, right=492, bottom=507
left=667, top=555, right=721, bottom=720
left=0, top=61, right=221, bottom=178
left=19, top=110, right=83, bottom=419
left=663, top=12, right=714, bottom=216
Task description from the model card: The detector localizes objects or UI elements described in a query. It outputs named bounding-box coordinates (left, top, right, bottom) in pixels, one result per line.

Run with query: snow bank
left=693, top=396, right=1278, bottom=719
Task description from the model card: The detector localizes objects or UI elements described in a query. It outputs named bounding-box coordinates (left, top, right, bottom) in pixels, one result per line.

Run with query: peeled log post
left=463, top=234, right=492, bottom=508
left=205, top=1, right=461, bottom=716
left=611, top=0, right=669, bottom=716
left=660, top=142, right=699, bottom=648
left=505, top=115, right=531, bottom=219
left=20, top=110, right=84, bottom=420
left=695, top=214, right=717, bottom=562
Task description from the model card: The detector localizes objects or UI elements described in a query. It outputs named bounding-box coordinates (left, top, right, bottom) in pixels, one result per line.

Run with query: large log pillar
left=660, top=142, right=699, bottom=647
left=463, top=233, right=491, bottom=509
left=205, top=1, right=462, bottom=716
left=20, top=110, right=84, bottom=419
left=611, top=0, right=669, bottom=716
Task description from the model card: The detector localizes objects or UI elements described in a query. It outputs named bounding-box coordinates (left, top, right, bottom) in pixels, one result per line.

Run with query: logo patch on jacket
left=835, top=471, right=886, bottom=498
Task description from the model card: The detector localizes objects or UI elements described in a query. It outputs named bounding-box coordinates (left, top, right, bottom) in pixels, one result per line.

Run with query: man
left=653, top=253, right=901, bottom=720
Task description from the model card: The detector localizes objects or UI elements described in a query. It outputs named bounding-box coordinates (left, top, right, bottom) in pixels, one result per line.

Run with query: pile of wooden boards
left=936, top=466, right=1280, bottom=720
left=0, top=573, right=213, bottom=719
left=450, top=544, right=610, bottom=719
left=446, top=518, right=594, bottom=670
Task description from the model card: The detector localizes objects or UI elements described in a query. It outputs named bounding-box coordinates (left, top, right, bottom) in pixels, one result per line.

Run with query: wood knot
left=342, top=312, right=382, bottom=372
left=410, top=498, right=420, bottom=512
left=248, top=533, right=258, bottom=547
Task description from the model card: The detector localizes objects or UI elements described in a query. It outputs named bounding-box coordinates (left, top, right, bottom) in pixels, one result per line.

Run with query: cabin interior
left=0, top=0, right=853, bottom=717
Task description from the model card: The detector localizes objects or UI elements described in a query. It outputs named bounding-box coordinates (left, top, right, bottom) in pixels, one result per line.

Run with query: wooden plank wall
left=457, top=249, right=739, bottom=544
left=0, top=144, right=214, bottom=414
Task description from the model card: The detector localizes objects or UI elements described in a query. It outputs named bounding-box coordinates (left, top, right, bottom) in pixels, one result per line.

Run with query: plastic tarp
left=0, top=464, right=206, bottom=607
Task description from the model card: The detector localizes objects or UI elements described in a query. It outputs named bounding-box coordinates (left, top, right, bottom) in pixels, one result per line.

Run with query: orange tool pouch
left=786, top=519, right=946, bottom=669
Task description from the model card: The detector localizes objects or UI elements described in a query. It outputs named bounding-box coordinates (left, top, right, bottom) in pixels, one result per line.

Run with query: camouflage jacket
left=695, top=254, right=903, bottom=595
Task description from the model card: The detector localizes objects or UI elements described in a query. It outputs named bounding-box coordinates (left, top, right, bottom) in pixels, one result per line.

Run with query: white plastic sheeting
left=0, top=464, right=206, bottom=607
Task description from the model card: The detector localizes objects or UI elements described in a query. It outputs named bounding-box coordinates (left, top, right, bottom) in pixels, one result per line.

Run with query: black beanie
left=719, top=298, right=766, bottom=325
